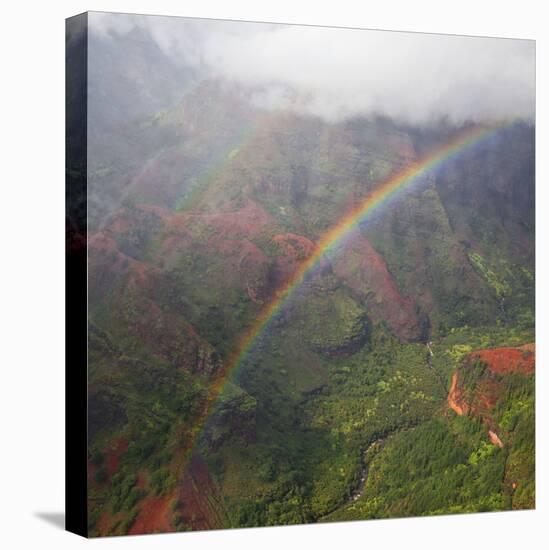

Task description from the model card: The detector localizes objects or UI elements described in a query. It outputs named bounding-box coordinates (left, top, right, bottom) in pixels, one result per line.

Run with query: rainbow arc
left=187, top=121, right=510, bottom=453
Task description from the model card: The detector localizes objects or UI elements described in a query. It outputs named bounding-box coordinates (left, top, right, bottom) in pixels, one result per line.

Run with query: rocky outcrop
left=118, top=294, right=222, bottom=376
left=202, top=383, right=257, bottom=449
left=292, top=273, right=372, bottom=357
left=272, top=232, right=316, bottom=286
left=310, top=309, right=370, bottom=357
left=332, top=232, right=427, bottom=342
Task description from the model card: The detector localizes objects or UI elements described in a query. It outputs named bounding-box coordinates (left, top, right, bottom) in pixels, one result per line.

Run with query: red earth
left=468, top=344, right=535, bottom=376
left=272, top=232, right=316, bottom=286
left=129, top=492, right=176, bottom=536
left=332, top=232, right=424, bottom=341
left=128, top=454, right=228, bottom=535
left=93, top=201, right=430, bottom=344
left=447, top=343, right=535, bottom=446
left=105, top=437, right=129, bottom=477
left=177, top=454, right=228, bottom=531
left=87, top=437, right=128, bottom=487
left=447, top=372, right=465, bottom=416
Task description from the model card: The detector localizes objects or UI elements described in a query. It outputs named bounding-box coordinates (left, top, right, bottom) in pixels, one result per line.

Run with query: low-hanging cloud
left=89, top=12, right=535, bottom=125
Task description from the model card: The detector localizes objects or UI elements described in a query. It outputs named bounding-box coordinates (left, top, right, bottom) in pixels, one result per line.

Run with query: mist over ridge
left=89, top=11, right=535, bottom=126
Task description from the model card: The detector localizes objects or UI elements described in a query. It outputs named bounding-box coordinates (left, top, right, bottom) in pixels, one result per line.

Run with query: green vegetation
left=431, top=324, right=534, bottom=385
left=468, top=251, right=510, bottom=298
left=324, top=416, right=507, bottom=520
left=85, top=105, right=534, bottom=535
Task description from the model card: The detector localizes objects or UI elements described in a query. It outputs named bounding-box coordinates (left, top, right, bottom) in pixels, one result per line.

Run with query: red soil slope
left=129, top=492, right=176, bottom=536
left=447, top=372, right=465, bottom=416
left=177, top=454, right=229, bottom=531
left=129, top=454, right=228, bottom=535
left=448, top=343, right=535, bottom=446
left=468, top=344, right=535, bottom=375
left=332, top=232, right=424, bottom=341
left=106, top=437, right=129, bottom=477
left=272, top=232, right=316, bottom=286
left=87, top=437, right=129, bottom=488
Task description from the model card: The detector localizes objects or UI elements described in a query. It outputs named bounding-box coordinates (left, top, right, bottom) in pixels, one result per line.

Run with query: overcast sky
left=89, top=12, right=535, bottom=125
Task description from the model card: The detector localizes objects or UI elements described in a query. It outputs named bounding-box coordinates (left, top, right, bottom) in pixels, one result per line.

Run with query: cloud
left=89, top=12, right=535, bottom=124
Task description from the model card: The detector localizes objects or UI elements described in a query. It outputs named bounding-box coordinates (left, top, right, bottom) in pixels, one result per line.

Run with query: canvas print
left=66, top=12, right=535, bottom=537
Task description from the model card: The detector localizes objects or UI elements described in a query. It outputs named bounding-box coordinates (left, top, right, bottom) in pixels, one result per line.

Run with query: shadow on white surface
left=35, top=512, right=65, bottom=530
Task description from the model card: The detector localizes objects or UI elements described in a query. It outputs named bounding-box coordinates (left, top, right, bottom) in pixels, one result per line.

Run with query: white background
left=0, top=0, right=546, bottom=548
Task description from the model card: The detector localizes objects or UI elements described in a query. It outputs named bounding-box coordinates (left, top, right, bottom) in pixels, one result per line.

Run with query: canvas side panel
left=65, top=11, right=88, bottom=538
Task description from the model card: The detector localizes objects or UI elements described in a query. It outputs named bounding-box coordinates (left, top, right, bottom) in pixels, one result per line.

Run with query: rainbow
left=188, top=120, right=509, bottom=449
